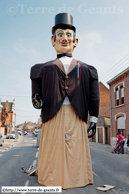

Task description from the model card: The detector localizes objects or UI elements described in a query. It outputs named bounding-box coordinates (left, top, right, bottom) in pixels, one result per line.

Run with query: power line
left=101, top=53, right=129, bottom=78
left=100, top=61, right=129, bottom=83
left=100, top=54, right=129, bottom=80
left=16, top=115, right=40, bottom=117
left=15, top=109, right=39, bottom=113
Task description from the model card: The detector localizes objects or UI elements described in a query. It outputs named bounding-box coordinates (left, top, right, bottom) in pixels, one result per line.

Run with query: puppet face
left=51, top=28, right=78, bottom=54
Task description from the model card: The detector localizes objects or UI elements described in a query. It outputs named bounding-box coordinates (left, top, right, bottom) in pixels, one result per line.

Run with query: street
left=0, top=134, right=129, bottom=194
left=0, top=134, right=38, bottom=190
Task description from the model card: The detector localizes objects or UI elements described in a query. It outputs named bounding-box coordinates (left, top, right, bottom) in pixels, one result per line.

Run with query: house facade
left=92, top=82, right=111, bottom=144
left=0, top=100, right=4, bottom=136
left=0, top=99, right=15, bottom=134
left=107, top=67, right=129, bottom=146
left=16, top=121, right=38, bottom=132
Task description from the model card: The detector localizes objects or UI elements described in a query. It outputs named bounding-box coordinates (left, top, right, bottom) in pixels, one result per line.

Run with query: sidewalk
left=3, top=135, right=23, bottom=148
left=89, top=141, right=129, bottom=159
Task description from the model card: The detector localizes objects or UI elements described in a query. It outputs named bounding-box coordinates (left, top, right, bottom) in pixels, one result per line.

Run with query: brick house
left=0, top=101, right=4, bottom=136
left=25, top=122, right=38, bottom=132
left=107, top=67, right=129, bottom=146
left=0, top=99, right=15, bottom=135
left=99, top=82, right=110, bottom=116
left=17, top=122, right=38, bottom=132
left=92, top=82, right=111, bottom=144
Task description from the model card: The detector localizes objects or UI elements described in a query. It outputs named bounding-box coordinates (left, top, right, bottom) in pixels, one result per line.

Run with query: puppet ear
left=51, top=35, right=55, bottom=47
left=73, top=37, right=78, bottom=48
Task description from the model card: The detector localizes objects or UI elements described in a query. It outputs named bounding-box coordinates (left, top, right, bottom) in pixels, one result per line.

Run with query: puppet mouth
left=60, top=42, right=69, bottom=46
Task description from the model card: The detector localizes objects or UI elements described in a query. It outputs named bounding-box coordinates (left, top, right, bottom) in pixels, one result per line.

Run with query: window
left=118, top=129, right=125, bottom=137
left=120, top=86, right=124, bottom=104
left=114, top=82, right=125, bottom=106
left=116, top=89, right=119, bottom=106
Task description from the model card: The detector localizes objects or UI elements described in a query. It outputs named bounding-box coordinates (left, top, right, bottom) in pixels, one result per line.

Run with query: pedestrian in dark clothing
left=117, top=133, right=125, bottom=154
left=126, top=135, right=129, bottom=153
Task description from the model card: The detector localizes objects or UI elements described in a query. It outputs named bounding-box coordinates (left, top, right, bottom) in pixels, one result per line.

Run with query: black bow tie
left=57, top=52, right=72, bottom=58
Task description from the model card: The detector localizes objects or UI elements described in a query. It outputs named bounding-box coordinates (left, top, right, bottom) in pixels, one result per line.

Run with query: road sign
left=8, top=122, right=13, bottom=128
left=7, top=122, right=13, bottom=134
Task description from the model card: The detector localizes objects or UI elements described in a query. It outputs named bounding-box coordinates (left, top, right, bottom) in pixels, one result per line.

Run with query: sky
left=0, top=0, right=129, bottom=125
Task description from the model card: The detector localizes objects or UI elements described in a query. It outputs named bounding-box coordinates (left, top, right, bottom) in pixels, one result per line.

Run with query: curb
left=89, top=142, right=129, bottom=159
left=13, top=135, right=23, bottom=147
left=3, top=135, right=23, bottom=148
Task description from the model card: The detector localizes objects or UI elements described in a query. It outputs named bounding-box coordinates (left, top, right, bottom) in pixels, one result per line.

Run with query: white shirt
left=59, top=56, right=98, bottom=123
left=59, top=56, right=72, bottom=105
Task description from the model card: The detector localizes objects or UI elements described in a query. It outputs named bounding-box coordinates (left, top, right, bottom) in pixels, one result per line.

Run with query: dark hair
left=53, top=25, right=76, bottom=43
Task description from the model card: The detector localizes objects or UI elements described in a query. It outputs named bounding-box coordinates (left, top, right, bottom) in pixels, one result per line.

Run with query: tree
left=1, top=108, right=8, bottom=126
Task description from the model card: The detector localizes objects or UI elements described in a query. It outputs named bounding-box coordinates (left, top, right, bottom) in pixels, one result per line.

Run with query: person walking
left=126, top=135, right=129, bottom=153
left=117, top=133, right=125, bottom=154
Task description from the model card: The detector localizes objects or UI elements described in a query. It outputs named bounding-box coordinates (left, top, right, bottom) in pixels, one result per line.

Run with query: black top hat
left=52, top=13, right=76, bottom=34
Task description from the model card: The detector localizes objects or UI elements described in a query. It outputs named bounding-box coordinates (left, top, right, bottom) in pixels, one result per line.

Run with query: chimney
left=5, top=100, right=9, bottom=112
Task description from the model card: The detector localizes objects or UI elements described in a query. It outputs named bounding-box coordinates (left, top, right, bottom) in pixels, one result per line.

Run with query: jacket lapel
left=52, top=58, right=77, bottom=75
left=52, top=59, right=66, bottom=74
left=68, top=59, right=77, bottom=74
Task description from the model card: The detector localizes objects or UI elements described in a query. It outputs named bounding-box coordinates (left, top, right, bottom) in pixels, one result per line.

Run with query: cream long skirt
left=38, top=105, right=93, bottom=189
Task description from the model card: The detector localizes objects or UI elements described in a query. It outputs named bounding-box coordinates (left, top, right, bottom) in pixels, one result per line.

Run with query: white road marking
left=24, top=180, right=30, bottom=186
left=32, top=160, right=37, bottom=167
left=27, top=144, right=33, bottom=146
left=92, top=171, right=99, bottom=177
left=35, top=151, right=39, bottom=158
left=21, top=180, right=30, bottom=194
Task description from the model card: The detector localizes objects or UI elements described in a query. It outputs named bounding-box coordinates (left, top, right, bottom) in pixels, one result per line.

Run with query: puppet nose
left=62, top=36, right=68, bottom=42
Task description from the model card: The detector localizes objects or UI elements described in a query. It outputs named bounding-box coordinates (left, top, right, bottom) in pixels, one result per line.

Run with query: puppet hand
left=32, top=93, right=43, bottom=109
left=87, top=122, right=96, bottom=138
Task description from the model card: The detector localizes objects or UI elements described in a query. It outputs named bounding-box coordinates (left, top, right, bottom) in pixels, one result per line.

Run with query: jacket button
left=65, top=86, right=68, bottom=90
left=65, top=75, right=68, bottom=79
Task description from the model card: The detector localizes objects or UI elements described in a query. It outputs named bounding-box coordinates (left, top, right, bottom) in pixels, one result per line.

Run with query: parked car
left=6, top=131, right=16, bottom=139
left=35, top=129, right=40, bottom=137
left=0, top=133, right=4, bottom=146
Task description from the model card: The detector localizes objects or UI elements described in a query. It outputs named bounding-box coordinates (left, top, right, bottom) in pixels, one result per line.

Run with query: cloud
left=75, top=29, right=129, bottom=87
left=75, top=30, right=103, bottom=68
left=14, top=39, right=43, bottom=62
left=8, top=69, right=31, bottom=94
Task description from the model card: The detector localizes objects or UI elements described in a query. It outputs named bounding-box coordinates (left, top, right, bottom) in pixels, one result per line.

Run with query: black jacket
left=30, top=58, right=99, bottom=123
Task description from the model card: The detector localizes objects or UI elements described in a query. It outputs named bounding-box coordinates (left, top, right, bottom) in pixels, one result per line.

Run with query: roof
left=99, top=81, right=109, bottom=91
left=107, top=67, right=129, bottom=85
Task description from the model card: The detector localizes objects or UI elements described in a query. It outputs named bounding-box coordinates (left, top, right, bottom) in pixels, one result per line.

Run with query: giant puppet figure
left=30, top=13, right=99, bottom=189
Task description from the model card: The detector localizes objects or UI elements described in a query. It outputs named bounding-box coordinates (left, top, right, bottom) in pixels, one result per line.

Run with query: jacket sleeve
left=88, top=65, right=99, bottom=118
left=30, top=64, right=42, bottom=99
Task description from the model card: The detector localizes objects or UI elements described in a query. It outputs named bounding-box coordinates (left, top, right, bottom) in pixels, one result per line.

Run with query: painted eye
left=67, top=34, right=71, bottom=37
left=59, top=34, right=63, bottom=37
